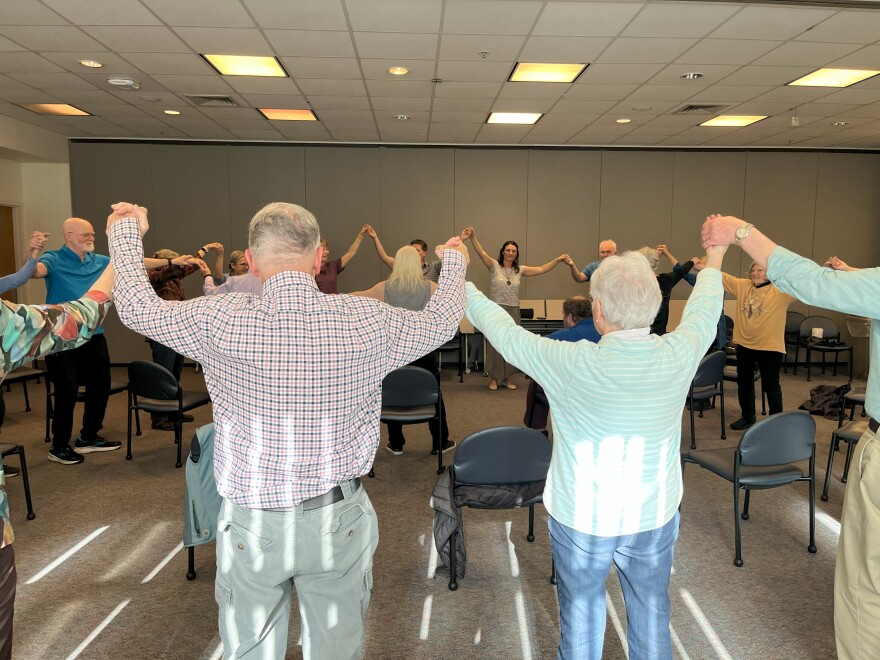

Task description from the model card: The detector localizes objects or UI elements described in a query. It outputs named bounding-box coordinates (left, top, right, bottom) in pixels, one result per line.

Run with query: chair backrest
left=785, top=311, right=806, bottom=334
left=454, top=426, right=552, bottom=485
left=738, top=411, right=816, bottom=467
left=128, top=360, right=180, bottom=400
left=799, top=315, right=840, bottom=340
left=724, top=314, right=734, bottom=338
left=692, top=350, right=726, bottom=388
left=381, top=366, right=438, bottom=407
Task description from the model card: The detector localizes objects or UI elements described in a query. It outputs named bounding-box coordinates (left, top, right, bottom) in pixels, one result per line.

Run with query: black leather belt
left=301, top=478, right=361, bottom=511
left=870, top=417, right=878, bottom=434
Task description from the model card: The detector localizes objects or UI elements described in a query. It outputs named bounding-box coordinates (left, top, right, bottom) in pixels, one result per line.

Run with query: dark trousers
left=386, top=353, right=448, bottom=451
left=736, top=344, right=783, bottom=419
left=0, top=545, right=15, bottom=660
left=149, top=341, right=183, bottom=420
left=523, top=381, right=549, bottom=430
left=45, top=334, right=110, bottom=451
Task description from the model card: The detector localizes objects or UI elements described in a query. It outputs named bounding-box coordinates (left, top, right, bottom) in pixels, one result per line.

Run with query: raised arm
left=825, top=256, right=860, bottom=272
left=144, top=254, right=193, bottom=270
left=460, top=227, right=494, bottom=269
left=657, top=244, right=678, bottom=268
left=564, top=256, right=589, bottom=283
left=521, top=254, right=568, bottom=277
left=0, top=233, right=47, bottom=293
left=339, top=225, right=368, bottom=268
left=364, top=225, right=395, bottom=270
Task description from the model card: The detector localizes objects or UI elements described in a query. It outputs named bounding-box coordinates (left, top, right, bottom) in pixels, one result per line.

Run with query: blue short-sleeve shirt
left=40, top=246, right=110, bottom=333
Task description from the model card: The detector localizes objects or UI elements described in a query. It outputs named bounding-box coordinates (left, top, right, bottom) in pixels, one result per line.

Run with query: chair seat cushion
left=454, top=480, right=545, bottom=510
left=833, top=420, right=869, bottom=442
left=685, top=447, right=805, bottom=488
left=75, top=381, right=128, bottom=401
left=381, top=405, right=436, bottom=423
left=137, top=390, right=210, bottom=414
left=691, top=385, right=720, bottom=401
left=4, top=367, right=44, bottom=383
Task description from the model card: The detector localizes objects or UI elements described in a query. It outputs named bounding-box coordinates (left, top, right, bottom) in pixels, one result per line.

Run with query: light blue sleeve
left=666, top=268, right=724, bottom=368
left=0, top=258, right=37, bottom=295
left=768, top=247, right=880, bottom=319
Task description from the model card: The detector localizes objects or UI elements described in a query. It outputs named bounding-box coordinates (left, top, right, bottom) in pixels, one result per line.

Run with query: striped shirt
left=466, top=268, right=723, bottom=537
left=110, top=219, right=465, bottom=508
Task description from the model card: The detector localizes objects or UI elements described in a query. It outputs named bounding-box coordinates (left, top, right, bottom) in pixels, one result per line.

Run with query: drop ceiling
left=4, top=0, right=880, bottom=148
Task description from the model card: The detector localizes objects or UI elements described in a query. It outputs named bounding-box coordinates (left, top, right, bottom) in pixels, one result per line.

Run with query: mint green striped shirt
left=465, top=269, right=723, bottom=536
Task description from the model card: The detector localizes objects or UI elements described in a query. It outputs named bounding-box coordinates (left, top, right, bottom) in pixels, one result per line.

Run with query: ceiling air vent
left=184, top=94, right=239, bottom=107
left=674, top=103, right=731, bottom=115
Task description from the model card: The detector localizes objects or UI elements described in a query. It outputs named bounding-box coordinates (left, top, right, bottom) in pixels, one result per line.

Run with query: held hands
left=173, top=254, right=193, bottom=266
left=459, top=227, right=474, bottom=240
left=108, top=202, right=149, bottom=237
left=364, top=224, right=377, bottom=239
left=28, top=231, right=49, bottom=258
left=701, top=214, right=747, bottom=251
left=436, top=236, right=469, bottom=265
left=564, top=255, right=576, bottom=268
left=557, top=253, right=569, bottom=263
left=825, top=256, right=850, bottom=271
left=204, top=242, right=223, bottom=253
left=192, top=258, right=211, bottom=276
left=656, top=244, right=669, bottom=255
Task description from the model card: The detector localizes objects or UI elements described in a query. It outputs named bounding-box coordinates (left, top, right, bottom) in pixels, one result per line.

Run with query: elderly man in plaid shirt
left=106, top=201, right=468, bottom=660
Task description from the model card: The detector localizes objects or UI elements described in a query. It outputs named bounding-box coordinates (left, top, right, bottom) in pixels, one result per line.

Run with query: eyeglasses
left=77, top=232, right=96, bottom=238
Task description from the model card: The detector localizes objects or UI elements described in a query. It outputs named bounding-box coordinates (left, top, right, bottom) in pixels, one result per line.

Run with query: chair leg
left=550, top=556, right=557, bottom=585
left=186, top=546, right=197, bottom=580
left=527, top=504, right=535, bottom=542
left=822, top=433, right=837, bottom=501
left=689, top=393, right=696, bottom=450
left=134, top=392, right=142, bottom=436
left=742, top=488, right=751, bottom=520
left=842, top=440, right=857, bottom=484
left=847, top=348, right=853, bottom=382
left=368, top=468, right=375, bottom=478
left=126, top=401, right=133, bottom=461
left=175, top=417, right=183, bottom=468
left=808, top=455, right=817, bottom=554
left=448, top=528, right=458, bottom=591
left=14, top=446, right=35, bottom=520
left=44, top=384, right=52, bottom=443
left=806, top=347, right=812, bottom=382
left=720, top=381, right=726, bottom=440
left=22, top=381, right=31, bottom=412
left=733, top=483, right=744, bottom=567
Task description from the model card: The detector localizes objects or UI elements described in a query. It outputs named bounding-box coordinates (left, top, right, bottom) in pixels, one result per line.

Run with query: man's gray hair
left=248, top=202, right=320, bottom=268
left=636, top=246, right=660, bottom=273
left=591, top=251, right=661, bottom=330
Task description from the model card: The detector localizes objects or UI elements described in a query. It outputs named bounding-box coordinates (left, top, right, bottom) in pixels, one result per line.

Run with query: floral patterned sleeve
left=0, top=291, right=112, bottom=547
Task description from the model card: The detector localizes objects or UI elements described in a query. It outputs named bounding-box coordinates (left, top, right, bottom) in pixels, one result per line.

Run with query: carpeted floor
left=0, top=359, right=850, bottom=659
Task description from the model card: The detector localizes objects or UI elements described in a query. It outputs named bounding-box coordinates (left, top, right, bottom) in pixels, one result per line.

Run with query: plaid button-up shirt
left=110, top=219, right=466, bottom=508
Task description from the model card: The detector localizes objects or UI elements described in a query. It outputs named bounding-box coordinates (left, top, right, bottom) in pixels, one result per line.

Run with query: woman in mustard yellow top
left=722, top=262, right=796, bottom=429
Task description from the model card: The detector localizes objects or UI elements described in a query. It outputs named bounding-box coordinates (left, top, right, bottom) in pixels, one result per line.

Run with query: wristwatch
left=734, top=223, right=754, bottom=246
left=167, top=258, right=172, bottom=266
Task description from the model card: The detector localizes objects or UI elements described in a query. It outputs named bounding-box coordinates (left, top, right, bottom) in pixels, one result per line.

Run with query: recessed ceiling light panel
left=164, top=110, right=181, bottom=115
left=204, top=54, right=287, bottom=77
left=387, top=67, right=409, bottom=76
left=700, top=115, right=767, bottom=127
left=788, top=68, right=880, bottom=88
left=509, top=62, right=587, bottom=83
left=20, top=103, right=90, bottom=116
left=259, top=108, right=318, bottom=121
left=616, top=118, right=632, bottom=124
left=487, top=112, right=542, bottom=125
left=79, top=59, right=103, bottom=68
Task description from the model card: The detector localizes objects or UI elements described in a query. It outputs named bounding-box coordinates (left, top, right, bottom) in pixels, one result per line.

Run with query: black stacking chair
left=783, top=311, right=806, bottom=373
left=372, top=366, right=445, bottom=477
left=0, top=444, right=35, bottom=520
left=797, top=316, right=853, bottom=382
left=822, top=387, right=869, bottom=502
left=45, top=376, right=138, bottom=442
left=447, top=426, right=555, bottom=590
left=687, top=351, right=726, bottom=449
left=436, top=331, right=465, bottom=383
left=4, top=363, right=45, bottom=412
left=127, top=361, right=211, bottom=468
left=682, top=411, right=817, bottom=567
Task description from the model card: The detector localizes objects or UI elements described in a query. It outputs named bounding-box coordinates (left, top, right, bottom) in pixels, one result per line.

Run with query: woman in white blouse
left=461, top=227, right=568, bottom=390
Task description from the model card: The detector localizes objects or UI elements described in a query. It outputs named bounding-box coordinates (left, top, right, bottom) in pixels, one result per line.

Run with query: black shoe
left=48, top=447, right=84, bottom=465
left=74, top=436, right=122, bottom=453
left=730, top=417, right=756, bottom=431
left=3, top=465, right=19, bottom=478
left=439, top=440, right=456, bottom=454
left=151, top=419, right=176, bottom=432
left=385, top=443, right=403, bottom=456
left=180, top=413, right=195, bottom=423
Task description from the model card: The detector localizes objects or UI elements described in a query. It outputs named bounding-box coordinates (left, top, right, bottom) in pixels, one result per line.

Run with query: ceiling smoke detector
left=107, top=78, right=140, bottom=90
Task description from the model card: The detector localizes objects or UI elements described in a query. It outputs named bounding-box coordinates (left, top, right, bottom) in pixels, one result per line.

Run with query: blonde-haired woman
left=352, top=246, right=454, bottom=454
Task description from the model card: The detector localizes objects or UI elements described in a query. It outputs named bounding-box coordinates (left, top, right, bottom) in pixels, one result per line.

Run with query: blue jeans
left=549, top=512, right=680, bottom=660
left=215, top=481, right=379, bottom=660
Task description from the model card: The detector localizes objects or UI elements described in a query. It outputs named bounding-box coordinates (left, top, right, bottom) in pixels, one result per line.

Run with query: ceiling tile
left=519, top=36, right=611, bottom=62
left=563, top=84, right=638, bottom=100
left=109, top=90, right=183, bottom=105
left=753, top=42, right=862, bottom=67
left=347, top=0, right=442, bottom=32
left=361, top=59, right=436, bottom=80
left=647, top=64, right=739, bottom=85
left=197, top=106, right=261, bottom=119
left=0, top=75, right=33, bottom=91
left=498, top=82, right=569, bottom=100
left=431, top=97, right=493, bottom=112
left=430, top=111, right=492, bottom=124
left=83, top=26, right=190, bottom=53
left=140, top=0, right=255, bottom=28
left=797, top=103, right=862, bottom=116
left=0, top=36, right=26, bottom=52
left=314, top=110, right=375, bottom=122
left=180, top=127, right=235, bottom=139
left=794, top=11, right=880, bottom=44
left=224, top=77, right=301, bottom=95
left=354, top=32, right=439, bottom=60
left=214, top=118, right=276, bottom=130
left=282, top=57, right=362, bottom=80
left=443, top=1, right=542, bottom=35
left=1, top=0, right=70, bottom=25
left=829, top=45, right=880, bottom=70
left=173, top=28, right=274, bottom=55
left=428, top=124, right=480, bottom=141
left=718, top=65, right=815, bottom=86
left=709, top=6, right=835, bottom=40
left=607, top=100, right=680, bottom=114
left=366, top=79, right=435, bottom=97
left=687, top=85, right=772, bottom=103
left=265, top=30, right=356, bottom=58
left=121, top=53, right=215, bottom=76
left=433, top=81, right=502, bottom=98
left=297, top=79, right=367, bottom=96
left=726, top=101, right=807, bottom=115
left=0, top=90, right=58, bottom=103
left=243, top=0, right=347, bottom=30
left=306, top=96, right=372, bottom=110
left=553, top=99, right=616, bottom=113
left=326, top=132, right=380, bottom=142
left=749, top=87, right=836, bottom=103
left=598, top=38, right=698, bottom=64
left=40, top=52, right=139, bottom=74
left=8, top=72, right=98, bottom=90
left=40, top=0, right=161, bottom=26
left=613, top=134, right=666, bottom=145
left=436, top=60, right=513, bottom=82
left=230, top=129, right=285, bottom=140
left=239, top=93, right=310, bottom=107
left=323, top=121, right=378, bottom=131
left=648, top=114, right=704, bottom=127
left=534, top=2, right=643, bottom=37
left=676, top=39, right=781, bottom=65
left=375, top=110, right=428, bottom=123
left=491, top=98, right=554, bottom=112
left=625, top=84, right=706, bottom=102
left=438, top=34, right=526, bottom=61
left=815, top=88, right=880, bottom=105
left=622, top=3, right=740, bottom=38
left=577, top=63, right=664, bottom=85
left=81, top=104, right=149, bottom=118
left=150, top=75, right=236, bottom=94
left=371, top=97, right=431, bottom=111
left=273, top=122, right=331, bottom=139
left=532, top=112, right=598, bottom=126
left=0, top=26, right=105, bottom=52
left=56, top=90, right=128, bottom=105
